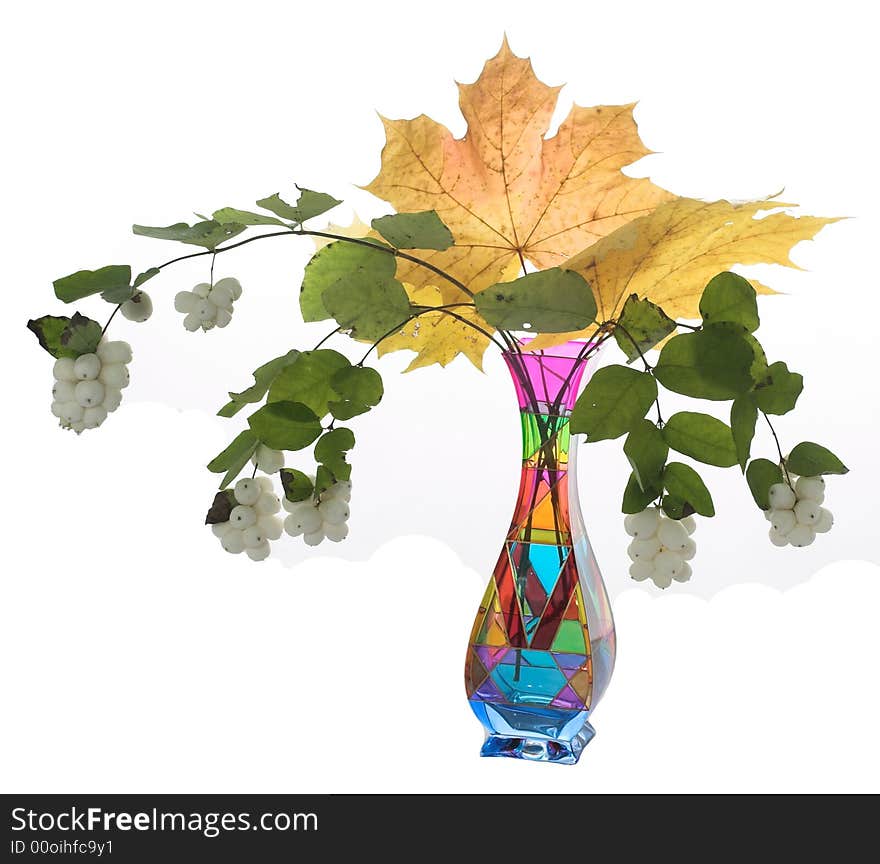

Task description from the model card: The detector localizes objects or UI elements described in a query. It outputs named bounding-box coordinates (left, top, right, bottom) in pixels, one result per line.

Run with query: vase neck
left=503, top=342, right=596, bottom=417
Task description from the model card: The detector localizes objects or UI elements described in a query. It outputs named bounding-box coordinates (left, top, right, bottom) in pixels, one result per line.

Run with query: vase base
left=480, top=723, right=595, bottom=765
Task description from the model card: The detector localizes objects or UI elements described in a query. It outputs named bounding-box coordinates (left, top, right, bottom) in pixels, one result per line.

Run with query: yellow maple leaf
left=527, top=197, right=841, bottom=350
left=378, top=283, right=492, bottom=372
left=311, top=214, right=372, bottom=250
left=364, top=37, right=673, bottom=301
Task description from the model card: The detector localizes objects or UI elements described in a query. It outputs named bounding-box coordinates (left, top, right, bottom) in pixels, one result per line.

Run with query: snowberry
left=627, top=537, right=661, bottom=562
left=75, top=379, right=105, bottom=408
left=99, top=364, right=129, bottom=389
left=97, top=341, right=133, bottom=364
left=252, top=445, right=285, bottom=474
left=654, top=549, right=684, bottom=579
left=257, top=514, right=283, bottom=541
left=103, top=389, right=123, bottom=412
left=673, top=561, right=693, bottom=584
left=174, top=291, right=196, bottom=313
left=214, top=277, right=242, bottom=300
left=768, top=528, right=789, bottom=547
left=60, top=402, right=84, bottom=423
left=787, top=524, right=816, bottom=548
left=208, top=283, right=234, bottom=309
left=318, top=498, right=349, bottom=525
left=680, top=538, right=697, bottom=561
left=121, top=291, right=153, bottom=322
left=50, top=401, right=65, bottom=418
left=657, top=519, right=689, bottom=552
left=814, top=508, right=834, bottom=534
left=255, top=492, right=281, bottom=515
left=795, top=475, right=825, bottom=504
left=628, top=561, right=654, bottom=582
left=303, top=529, right=325, bottom=547
left=246, top=541, right=271, bottom=562
left=193, top=282, right=212, bottom=299
left=53, top=357, right=76, bottom=381
left=284, top=506, right=322, bottom=536
left=82, top=406, right=108, bottom=429
left=74, top=353, right=101, bottom=381
left=794, top=499, right=821, bottom=526
left=768, top=508, right=797, bottom=537
left=680, top=515, right=696, bottom=536
left=768, top=483, right=797, bottom=510
left=212, top=522, right=232, bottom=538
left=221, top=530, right=246, bottom=554
left=652, top=571, right=673, bottom=590
left=233, top=478, right=262, bottom=506
left=52, top=380, right=76, bottom=402
left=623, top=507, right=660, bottom=539
left=324, top=522, right=349, bottom=543
left=242, top=525, right=267, bottom=548
left=229, top=505, right=257, bottom=529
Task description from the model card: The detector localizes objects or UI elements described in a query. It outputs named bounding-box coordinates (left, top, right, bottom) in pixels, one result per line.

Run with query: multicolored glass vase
left=465, top=341, right=616, bottom=764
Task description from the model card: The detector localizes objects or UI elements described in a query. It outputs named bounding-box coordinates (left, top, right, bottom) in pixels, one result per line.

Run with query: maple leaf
left=527, top=197, right=841, bottom=350
left=364, top=37, right=673, bottom=301
left=311, top=214, right=372, bottom=250
left=378, top=283, right=492, bottom=372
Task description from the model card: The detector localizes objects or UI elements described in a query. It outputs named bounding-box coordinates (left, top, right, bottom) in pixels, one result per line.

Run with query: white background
left=1, top=0, right=878, bottom=792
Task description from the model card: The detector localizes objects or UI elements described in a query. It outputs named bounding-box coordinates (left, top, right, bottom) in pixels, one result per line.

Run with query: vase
left=465, top=340, right=616, bottom=764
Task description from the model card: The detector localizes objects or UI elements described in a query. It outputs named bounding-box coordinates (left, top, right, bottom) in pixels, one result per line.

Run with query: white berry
left=174, top=291, right=197, bottom=313
left=679, top=538, right=697, bottom=561
left=324, top=522, right=349, bottom=542
left=680, top=515, right=696, bottom=536
left=795, top=475, right=825, bottom=504
left=318, top=498, right=349, bottom=525
left=657, top=519, right=689, bottom=552
left=252, top=445, right=284, bottom=474
left=75, top=379, right=105, bottom=408
left=673, top=561, right=693, bottom=583
left=654, top=549, right=684, bottom=578
left=233, top=478, right=261, bottom=506
left=212, top=522, right=232, bottom=538
left=624, top=507, right=660, bottom=539
left=99, top=364, right=129, bottom=389
left=53, top=357, right=77, bottom=381
left=627, top=537, right=661, bottom=561
left=121, top=292, right=153, bottom=322
left=193, top=282, right=212, bottom=299
left=60, top=401, right=84, bottom=423
left=303, top=529, right=325, bottom=547
left=794, top=499, right=821, bottom=526
left=769, top=527, right=789, bottom=547
left=257, top=514, right=283, bottom=541
left=787, top=524, right=816, bottom=547
left=255, top=492, right=281, bottom=515
left=82, top=406, right=108, bottom=429
left=814, top=508, right=834, bottom=534
left=768, top=483, right=796, bottom=510
left=102, top=388, right=123, bottom=412
left=221, top=529, right=245, bottom=554
left=208, top=283, right=234, bottom=309
left=652, top=570, right=673, bottom=590
left=284, top=506, right=322, bottom=536
left=97, top=341, right=132, bottom=364
left=52, top=380, right=76, bottom=402
left=768, top=508, right=797, bottom=536
left=74, top=353, right=101, bottom=381
left=242, top=525, right=267, bottom=549
left=214, top=277, right=242, bottom=300
left=246, top=541, right=271, bottom=562
left=628, top=561, right=654, bottom=582
left=229, top=505, right=257, bottom=529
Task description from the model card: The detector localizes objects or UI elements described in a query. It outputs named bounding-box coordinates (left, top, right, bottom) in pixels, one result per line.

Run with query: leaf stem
left=100, top=303, right=122, bottom=338
left=762, top=410, right=792, bottom=485
left=610, top=319, right=663, bottom=425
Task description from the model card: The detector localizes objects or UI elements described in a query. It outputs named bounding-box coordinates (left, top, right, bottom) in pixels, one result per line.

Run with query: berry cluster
left=283, top=481, right=352, bottom=546
left=212, top=477, right=283, bottom=561
left=50, top=341, right=132, bottom=433
left=766, top=475, right=833, bottom=548
left=625, top=506, right=697, bottom=589
left=174, top=278, right=242, bottom=332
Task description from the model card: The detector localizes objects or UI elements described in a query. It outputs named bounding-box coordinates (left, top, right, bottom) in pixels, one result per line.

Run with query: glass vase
left=465, top=340, right=616, bottom=764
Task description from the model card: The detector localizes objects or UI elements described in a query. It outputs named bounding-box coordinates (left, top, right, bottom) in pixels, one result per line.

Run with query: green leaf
left=267, top=350, right=351, bottom=418
left=624, top=419, right=668, bottom=493
left=746, top=458, right=784, bottom=509
left=328, top=366, right=384, bottom=420
left=663, top=462, right=715, bottom=517
left=622, top=472, right=660, bottom=514
left=787, top=442, right=849, bottom=476
left=218, top=350, right=301, bottom=418
left=570, top=365, right=657, bottom=442
left=27, top=315, right=75, bottom=359
left=314, top=427, right=355, bottom=481
left=212, top=207, right=286, bottom=227
left=279, top=468, right=314, bottom=503
left=699, top=271, right=760, bottom=332
left=613, top=294, right=677, bottom=362
left=133, top=220, right=246, bottom=250
left=205, top=490, right=237, bottom=524
left=661, top=495, right=695, bottom=520
left=322, top=271, right=411, bottom=341
left=742, top=331, right=771, bottom=387
left=256, top=186, right=342, bottom=225
left=132, top=267, right=161, bottom=289
left=207, top=429, right=259, bottom=489
left=314, top=464, right=336, bottom=496
left=730, top=395, right=758, bottom=472
left=654, top=328, right=755, bottom=400
left=300, top=240, right=397, bottom=323
left=662, top=411, right=738, bottom=467
left=59, top=313, right=102, bottom=357
left=475, top=268, right=597, bottom=333
left=53, top=264, right=131, bottom=303
left=247, top=401, right=322, bottom=451
left=371, top=211, right=454, bottom=250
left=754, top=361, right=804, bottom=415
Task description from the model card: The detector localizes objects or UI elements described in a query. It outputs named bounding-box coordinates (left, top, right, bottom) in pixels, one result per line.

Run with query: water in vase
left=465, top=341, right=616, bottom=764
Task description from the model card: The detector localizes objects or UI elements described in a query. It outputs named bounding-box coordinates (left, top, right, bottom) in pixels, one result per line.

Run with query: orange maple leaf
left=364, top=37, right=674, bottom=302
